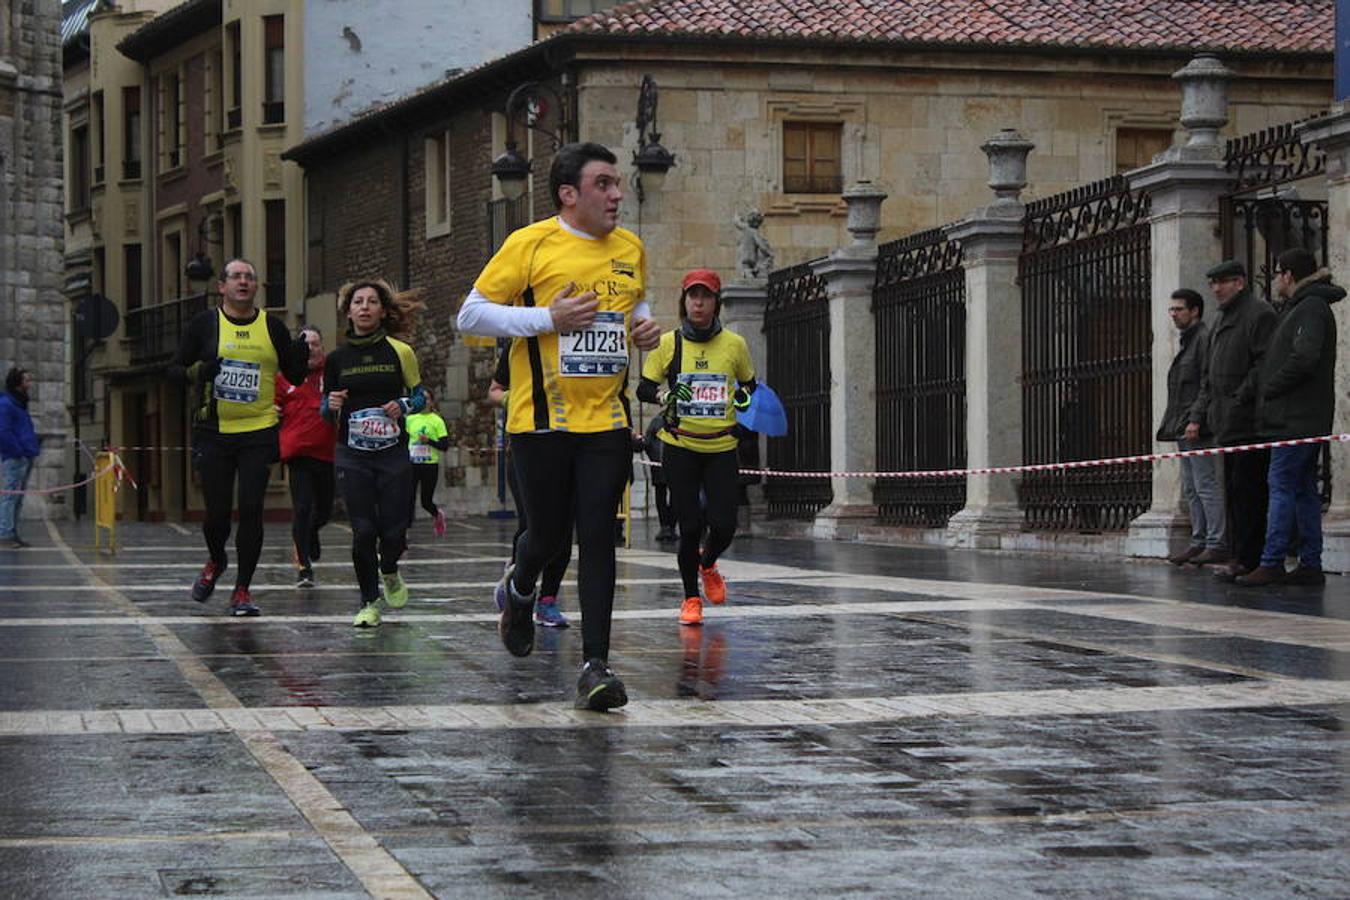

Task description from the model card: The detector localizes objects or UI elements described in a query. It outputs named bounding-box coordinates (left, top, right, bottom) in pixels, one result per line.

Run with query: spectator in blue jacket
left=0, top=367, right=39, bottom=548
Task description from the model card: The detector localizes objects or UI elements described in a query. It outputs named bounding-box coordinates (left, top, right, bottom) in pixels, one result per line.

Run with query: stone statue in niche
left=733, top=210, right=775, bottom=279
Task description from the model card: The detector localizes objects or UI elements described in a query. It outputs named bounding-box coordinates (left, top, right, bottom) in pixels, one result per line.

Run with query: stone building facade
left=1, top=0, right=67, bottom=519
left=63, top=0, right=610, bottom=521
left=285, top=0, right=1333, bottom=514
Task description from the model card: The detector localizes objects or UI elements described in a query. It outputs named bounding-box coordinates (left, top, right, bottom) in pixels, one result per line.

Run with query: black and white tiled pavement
left=1, top=518, right=1347, bottom=898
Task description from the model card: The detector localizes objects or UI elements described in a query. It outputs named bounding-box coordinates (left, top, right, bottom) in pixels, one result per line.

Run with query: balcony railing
left=126, top=292, right=212, bottom=365
left=122, top=159, right=141, bottom=180
left=226, top=107, right=241, bottom=130
left=262, top=101, right=284, bottom=125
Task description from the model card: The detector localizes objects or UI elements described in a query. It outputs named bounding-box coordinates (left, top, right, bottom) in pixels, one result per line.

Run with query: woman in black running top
left=322, top=279, right=426, bottom=628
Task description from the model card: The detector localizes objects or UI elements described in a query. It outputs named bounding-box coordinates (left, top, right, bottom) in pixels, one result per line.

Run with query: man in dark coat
left=1236, top=248, right=1342, bottom=587
left=1158, top=289, right=1226, bottom=566
left=1186, top=260, right=1277, bottom=581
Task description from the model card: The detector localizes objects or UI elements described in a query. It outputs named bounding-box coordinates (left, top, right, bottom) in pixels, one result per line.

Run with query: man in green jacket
left=1236, top=248, right=1343, bottom=587
left=1186, top=260, right=1277, bottom=582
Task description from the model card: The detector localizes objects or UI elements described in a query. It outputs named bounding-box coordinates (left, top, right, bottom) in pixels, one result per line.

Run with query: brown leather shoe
left=1235, top=565, right=1286, bottom=587
left=1282, top=566, right=1326, bottom=586
left=1212, top=563, right=1251, bottom=583
left=1168, top=546, right=1204, bottom=566
left=1189, top=548, right=1231, bottom=566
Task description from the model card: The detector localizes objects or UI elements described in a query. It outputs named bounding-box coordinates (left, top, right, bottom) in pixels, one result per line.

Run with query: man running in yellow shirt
left=457, top=142, right=660, bottom=710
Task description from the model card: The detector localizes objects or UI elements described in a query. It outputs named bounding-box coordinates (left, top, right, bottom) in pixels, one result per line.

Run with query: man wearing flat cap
left=1186, top=259, right=1277, bottom=582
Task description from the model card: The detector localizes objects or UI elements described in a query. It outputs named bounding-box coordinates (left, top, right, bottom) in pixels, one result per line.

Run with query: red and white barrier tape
left=639, top=433, right=1349, bottom=480
left=0, top=454, right=130, bottom=495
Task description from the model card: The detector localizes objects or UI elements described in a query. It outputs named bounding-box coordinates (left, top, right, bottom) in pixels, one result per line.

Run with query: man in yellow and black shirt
left=170, top=258, right=308, bottom=616
left=457, top=142, right=660, bottom=711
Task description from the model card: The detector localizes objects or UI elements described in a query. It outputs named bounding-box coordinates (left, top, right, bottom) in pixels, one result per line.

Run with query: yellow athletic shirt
left=213, top=308, right=279, bottom=434
left=474, top=218, right=646, bottom=434
left=642, top=328, right=754, bottom=454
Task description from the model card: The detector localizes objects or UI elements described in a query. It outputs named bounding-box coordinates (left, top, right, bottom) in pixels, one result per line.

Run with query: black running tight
left=410, top=464, right=439, bottom=520
left=508, top=429, right=629, bottom=661
left=194, top=428, right=278, bottom=591
left=288, top=456, right=334, bottom=567
left=661, top=444, right=739, bottom=598
left=335, top=445, right=413, bottom=606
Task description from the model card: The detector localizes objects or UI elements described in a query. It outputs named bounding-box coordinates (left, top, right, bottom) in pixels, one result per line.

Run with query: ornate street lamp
left=632, top=74, right=675, bottom=203
left=185, top=214, right=223, bottom=281
left=491, top=81, right=570, bottom=201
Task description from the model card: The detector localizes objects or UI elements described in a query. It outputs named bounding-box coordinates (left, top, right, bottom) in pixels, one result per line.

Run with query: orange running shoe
left=679, top=596, right=703, bottom=626
left=699, top=564, right=726, bottom=605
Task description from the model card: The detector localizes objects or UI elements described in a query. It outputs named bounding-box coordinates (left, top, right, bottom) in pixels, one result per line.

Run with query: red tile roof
left=562, top=0, right=1332, bottom=55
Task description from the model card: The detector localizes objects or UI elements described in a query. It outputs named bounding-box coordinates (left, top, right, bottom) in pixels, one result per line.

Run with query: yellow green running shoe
left=382, top=571, right=409, bottom=609
left=352, top=601, right=381, bottom=628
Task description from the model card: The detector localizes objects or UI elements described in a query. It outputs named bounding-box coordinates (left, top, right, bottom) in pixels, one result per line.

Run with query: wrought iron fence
left=763, top=258, right=832, bottom=520
left=1019, top=175, right=1153, bottom=531
left=1222, top=118, right=1329, bottom=305
left=1221, top=116, right=1333, bottom=506
left=872, top=228, right=966, bottom=526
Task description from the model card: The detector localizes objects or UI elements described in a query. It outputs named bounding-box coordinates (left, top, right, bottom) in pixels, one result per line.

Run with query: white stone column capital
left=1298, top=107, right=1350, bottom=181
left=1127, top=156, right=1233, bottom=217
left=812, top=249, right=879, bottom=289
left=944, top=211, right=1024, bottom=260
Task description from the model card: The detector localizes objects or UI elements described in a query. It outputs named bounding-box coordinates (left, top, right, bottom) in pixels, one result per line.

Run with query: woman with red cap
left=638, top=268, right=757, bottom=625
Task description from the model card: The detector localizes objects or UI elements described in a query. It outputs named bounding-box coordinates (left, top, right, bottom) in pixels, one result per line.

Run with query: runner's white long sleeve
left=456, top=289, right=652, bottom=338
left=455, top=288, right=555, bottom=338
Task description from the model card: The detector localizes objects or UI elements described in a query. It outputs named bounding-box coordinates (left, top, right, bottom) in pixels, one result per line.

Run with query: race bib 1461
left=676, top=372, right=729, bottom=419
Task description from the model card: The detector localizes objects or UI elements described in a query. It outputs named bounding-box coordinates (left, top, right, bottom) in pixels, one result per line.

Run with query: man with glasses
left=170, top=258, right=309, bottom=615
left=1186, top=260, right=1276, bottom=582
left=1159, top=289, right=1226, bottom=567
left=1235, top=248, right=1343, bottom=586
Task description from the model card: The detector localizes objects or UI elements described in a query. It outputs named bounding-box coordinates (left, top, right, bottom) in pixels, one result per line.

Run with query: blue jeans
left=0, top=456, right=34, bottom=539
left=1261, top=444, right=1322, bottom=569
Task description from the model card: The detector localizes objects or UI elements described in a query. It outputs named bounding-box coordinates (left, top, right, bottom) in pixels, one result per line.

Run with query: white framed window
left=425, top=130, right=451, bottom=238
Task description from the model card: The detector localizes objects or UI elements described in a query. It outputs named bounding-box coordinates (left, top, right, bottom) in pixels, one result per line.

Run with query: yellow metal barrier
left=94, top=451, right=116, bottom=554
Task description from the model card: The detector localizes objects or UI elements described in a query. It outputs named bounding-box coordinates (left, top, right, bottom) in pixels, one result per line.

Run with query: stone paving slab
left=2, top=519, right=1349, bottom=897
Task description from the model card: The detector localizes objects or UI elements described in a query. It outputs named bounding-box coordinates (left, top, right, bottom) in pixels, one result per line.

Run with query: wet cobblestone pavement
left=2, top=518, right=1348, bottom=897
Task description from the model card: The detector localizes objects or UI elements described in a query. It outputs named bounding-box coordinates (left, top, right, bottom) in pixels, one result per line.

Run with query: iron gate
left=763, top=259, right=832, bottom=520
left=1221, top=120, right=1333, bottom=505
left=1019, top=175, right=1153, bottom=531
left=873, top=228, right=966, bottom=526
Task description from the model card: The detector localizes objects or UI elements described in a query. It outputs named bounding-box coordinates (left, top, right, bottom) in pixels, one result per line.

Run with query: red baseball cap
left=681, top=268, right=721, bottom=295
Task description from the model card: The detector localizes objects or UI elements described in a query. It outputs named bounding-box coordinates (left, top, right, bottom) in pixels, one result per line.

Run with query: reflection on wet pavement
left=0, top=519, right=1347, bottom=897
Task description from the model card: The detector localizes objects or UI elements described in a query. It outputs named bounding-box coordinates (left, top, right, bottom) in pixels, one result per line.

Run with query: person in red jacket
left=276, top=325, right=336, bottom=587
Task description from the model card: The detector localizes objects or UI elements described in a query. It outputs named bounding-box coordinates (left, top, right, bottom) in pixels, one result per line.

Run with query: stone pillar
left=1125, top=54, right=1235, bottom=558
left=945, top=130, right=1035, bottom=548
left=810, top=181, right=887, bottom=540
left=1299, top=107, right=1350, bottom=572
left=721, top=280, right=769, bottom=377
left=722, top=279, right=769, bottom=523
